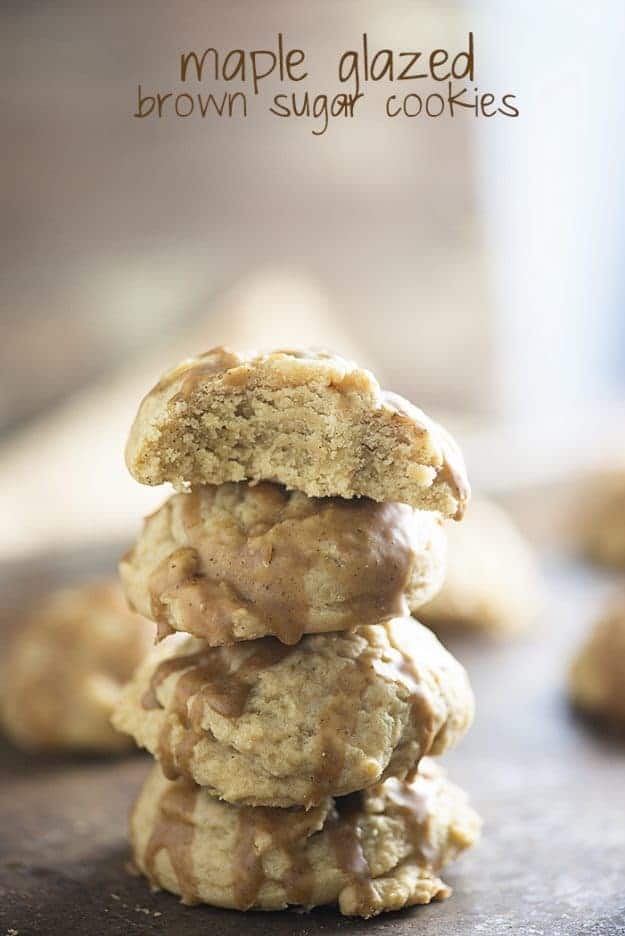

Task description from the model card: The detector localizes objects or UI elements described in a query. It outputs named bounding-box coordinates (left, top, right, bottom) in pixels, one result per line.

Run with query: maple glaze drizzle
left=146, top=484, right=418, bottom=646
left=147, top=547, right=200, bottom=641
left=384, top=629, right=438, bottom=759
left=382, top=774, right=437, bottom=865
left=230, top=808, right=316, bottom=910
left=143, top=771, right=434, bottom=912
left=143, top=780, right=200, bottom=905
left=312, top=627, right=437, bottom=803
left=310, top=652, right=369, bottom=803
left=169, top=351, right=243, bottom=402
left=309, top=631, right=434, bottom=816
left=154, top=347, right=241, bottom=395
left=145, top=782, right=320, bottom=911
left=328, top=793, right=377, bottom=911
left=327, top=768, right=439, bottom=913
left=144, top=621, right=436, bottom=801
left=142, top=638, right=292, bottom=780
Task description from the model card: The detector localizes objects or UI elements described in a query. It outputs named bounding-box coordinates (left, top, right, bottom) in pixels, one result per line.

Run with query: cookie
left=112, top=619, right=474, bottom=807
left=120, top=481, right=446, bottom=644
left=130, top=758, right=480, bottom=916
left=125, top=347, right=469, bottom=518
left=583, top=472, right=625, bottom=568
left=569, top=598, right=625, bottom=726
left=420, top=498, right=540, bottom=637
left=1, top=581, right=154, bottom=752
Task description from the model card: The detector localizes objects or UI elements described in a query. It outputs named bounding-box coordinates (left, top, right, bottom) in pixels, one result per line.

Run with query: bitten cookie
left=420, top=498, right=540, bottom=637
left=569, top=598, right=625, bottom=727
left=112, top=619, right=474, bottom=807
left=125, top=347, right=469, bottom=518
left=120, top=481, right=447, bottom=644
left=1, top=581, right=154, bottom=752
left=130, top=758, right=480, bottom=916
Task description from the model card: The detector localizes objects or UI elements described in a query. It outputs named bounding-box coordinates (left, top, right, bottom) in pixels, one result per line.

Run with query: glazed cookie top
left=120, top=481, right=447, bottom=644
left=569, top=598, right=625, bottom=725
left=1, top=581, right=154, bottom=752
left=112, top=618, right=474, bottom=807
left=125, top=347, right=469, bottom=519
left=130, top=758, right=481, bottom=916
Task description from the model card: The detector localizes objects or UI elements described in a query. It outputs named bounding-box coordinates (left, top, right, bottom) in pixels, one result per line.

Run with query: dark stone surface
left=1, top=545, right=625, bottom=935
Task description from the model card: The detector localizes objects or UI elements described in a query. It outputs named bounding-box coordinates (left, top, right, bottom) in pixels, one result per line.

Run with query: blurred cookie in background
left=420, top=498, right=541, bottom=638
left=1, top=580, right=154, bottom=753
left=583, top=471, right=625, bottom=568
left=569, top=597, right=625, bottom=729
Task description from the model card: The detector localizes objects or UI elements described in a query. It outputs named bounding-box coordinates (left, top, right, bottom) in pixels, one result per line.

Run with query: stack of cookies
left=113, top=347, right=480, bottom=918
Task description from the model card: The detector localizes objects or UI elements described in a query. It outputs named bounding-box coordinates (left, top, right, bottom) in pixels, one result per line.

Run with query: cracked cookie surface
left=112, top=618, right=474, bottom=807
